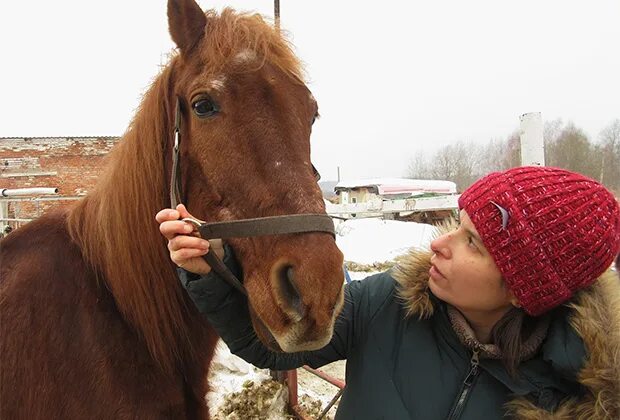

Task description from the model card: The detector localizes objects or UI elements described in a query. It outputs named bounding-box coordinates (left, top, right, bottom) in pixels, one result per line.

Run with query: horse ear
left=167, top=0, right=207, bottom=54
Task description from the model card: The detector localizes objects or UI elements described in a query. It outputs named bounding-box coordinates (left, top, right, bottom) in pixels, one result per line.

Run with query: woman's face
left=429, top=210, right=516, bottom=314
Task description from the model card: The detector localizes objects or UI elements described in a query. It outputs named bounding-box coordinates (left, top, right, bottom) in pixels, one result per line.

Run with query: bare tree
left=407, top=150, right=432, bottom=179
left=546, top=122, right=599, bottom=179
left=407, top=141, right=483, bottom=191
left=405, top=119, right=618, bottom=194
left=496, top=131, right=520, bottom=170
left=544, top=118, right=564, bottom=145
left=599, top=119, right=620, bottom=191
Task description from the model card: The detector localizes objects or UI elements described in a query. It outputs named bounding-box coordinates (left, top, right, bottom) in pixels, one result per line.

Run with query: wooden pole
left=274, top=0, right=280, bottom=32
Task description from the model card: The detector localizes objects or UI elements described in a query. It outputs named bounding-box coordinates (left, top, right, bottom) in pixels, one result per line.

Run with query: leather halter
left=169, top=98, right=335, bottom=296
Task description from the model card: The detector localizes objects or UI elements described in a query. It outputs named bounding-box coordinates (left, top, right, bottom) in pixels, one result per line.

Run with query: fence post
left=0, top=200, right=8, bottom=234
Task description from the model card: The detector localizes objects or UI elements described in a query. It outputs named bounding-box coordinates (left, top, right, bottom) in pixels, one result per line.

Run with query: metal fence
left=0, top=194, right=82, bottom=237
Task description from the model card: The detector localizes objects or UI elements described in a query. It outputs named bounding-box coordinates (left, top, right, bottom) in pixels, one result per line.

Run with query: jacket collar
left=392, top=245, right=620, bottom=419
left=446, top=305, right=550, bottom=361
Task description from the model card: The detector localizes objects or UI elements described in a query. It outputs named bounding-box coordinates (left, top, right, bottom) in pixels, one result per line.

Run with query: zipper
left=446, top=350, right=480, bottom=420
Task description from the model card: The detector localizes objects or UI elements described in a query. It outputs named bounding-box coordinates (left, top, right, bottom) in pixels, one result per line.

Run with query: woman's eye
left=192, top=98, right=219, bottom=118
left=467, top=235, right=478, bottom=249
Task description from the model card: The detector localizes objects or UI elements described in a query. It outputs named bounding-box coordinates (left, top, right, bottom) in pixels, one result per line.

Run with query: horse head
left=166, top=0, right=344, bottom=352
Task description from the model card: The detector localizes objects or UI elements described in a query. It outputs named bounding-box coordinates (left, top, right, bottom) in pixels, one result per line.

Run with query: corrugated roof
left=335, top=178, right=457, bottom=194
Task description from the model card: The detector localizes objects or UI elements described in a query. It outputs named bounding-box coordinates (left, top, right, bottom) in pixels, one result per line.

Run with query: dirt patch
left=345, top=260, right=395, bottom=272
left=212, top=379, right=291, bottom=419
left=208, top=342, right=347, bottom=419
left=296, top=361, right=345, bottom=419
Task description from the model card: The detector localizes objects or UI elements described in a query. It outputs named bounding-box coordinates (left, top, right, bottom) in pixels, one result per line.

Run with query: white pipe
left=1, top=188, right=59, bottom=197
left=519, top=112, right=545, bottom=166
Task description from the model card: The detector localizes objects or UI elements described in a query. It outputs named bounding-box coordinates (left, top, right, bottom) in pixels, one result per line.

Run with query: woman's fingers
left=171, top=247, right=209, bottom=263
left=168, top=234, right=212, bottom=275
left=155, top=208, right=179, bottom=224
left=168, top=235, right=210, bottom=253
left=155, top=204, right=214, bottom=274
left=156, top=204, right=198, bottom=225
left=159, top=220, right=193, bottom=240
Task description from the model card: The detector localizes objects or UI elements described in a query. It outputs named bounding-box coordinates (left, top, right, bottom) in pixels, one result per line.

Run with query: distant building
left=0, top=136, right=120, bottom=224
left=318, top=180, right=338, bottom=200
left=334, top=178, right=457, bottom=205
left=329, top=178, right=458, bottom=223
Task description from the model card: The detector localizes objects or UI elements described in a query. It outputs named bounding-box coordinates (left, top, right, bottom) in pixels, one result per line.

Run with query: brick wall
left=0, top=137, right=119, bottom=223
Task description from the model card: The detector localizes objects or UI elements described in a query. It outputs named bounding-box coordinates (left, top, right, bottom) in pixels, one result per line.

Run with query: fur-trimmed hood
left=392, top=247, right=620, bottom=419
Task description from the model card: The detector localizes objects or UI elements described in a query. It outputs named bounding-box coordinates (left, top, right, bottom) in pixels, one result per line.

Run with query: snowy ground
left=334, top=217, right=436, bottom=266
left=207, top=218, right=437, bottom=419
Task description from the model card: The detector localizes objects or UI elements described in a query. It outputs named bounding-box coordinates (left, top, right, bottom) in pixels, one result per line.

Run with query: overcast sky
left=1, top=1, right=618, bottom=180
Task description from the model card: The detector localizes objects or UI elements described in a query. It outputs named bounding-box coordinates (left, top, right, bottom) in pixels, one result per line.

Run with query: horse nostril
left=277, top=265, right=308, bottom=322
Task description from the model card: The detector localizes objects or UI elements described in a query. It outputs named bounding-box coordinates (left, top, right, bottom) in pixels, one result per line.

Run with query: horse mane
left=65, top=7, right=302, bottom=377
left=66, top=63, right=201, bottom=377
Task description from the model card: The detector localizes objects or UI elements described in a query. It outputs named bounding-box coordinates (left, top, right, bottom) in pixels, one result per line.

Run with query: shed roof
left=334, top=177, right=457, bottom=195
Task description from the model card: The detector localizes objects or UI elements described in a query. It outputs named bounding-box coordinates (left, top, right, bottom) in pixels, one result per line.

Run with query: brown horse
left=0, top=1, right=344, bottom=418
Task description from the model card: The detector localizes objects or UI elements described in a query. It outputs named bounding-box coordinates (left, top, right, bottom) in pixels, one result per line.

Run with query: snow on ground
left=208, top=218, right=436, bottom=418
left=335, top=217, right=436, bottom=265
left=207, top=341, right=275, bottom=413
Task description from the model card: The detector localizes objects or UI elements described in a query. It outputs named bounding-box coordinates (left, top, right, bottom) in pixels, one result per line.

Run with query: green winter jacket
left=181, top=246, right=620, bottom=419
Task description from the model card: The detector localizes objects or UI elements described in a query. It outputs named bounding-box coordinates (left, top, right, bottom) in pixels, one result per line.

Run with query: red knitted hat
left=458, top=166, right=620, bottom=316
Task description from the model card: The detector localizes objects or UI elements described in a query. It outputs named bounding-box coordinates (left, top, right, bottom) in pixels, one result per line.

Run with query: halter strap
left=203, top=247, right=247, bottom=295
left=169, top=97, right=183, bottom=209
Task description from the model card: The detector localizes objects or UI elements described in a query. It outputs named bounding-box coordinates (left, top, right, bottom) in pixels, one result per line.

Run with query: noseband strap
left=196, top=214, right=335, bottom=239
left=182, top=214, right=335, bottom=297
left=169, top=97, right=335, bottom=296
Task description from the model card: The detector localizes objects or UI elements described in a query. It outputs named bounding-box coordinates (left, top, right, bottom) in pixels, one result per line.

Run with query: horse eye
left=192, top=97, right=219, bottom=118
left=312, top=112, right=320, bottom=125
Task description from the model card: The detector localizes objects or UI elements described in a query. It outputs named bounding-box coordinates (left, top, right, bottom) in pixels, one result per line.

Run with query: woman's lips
left=429, top=264, right=446, bottom=280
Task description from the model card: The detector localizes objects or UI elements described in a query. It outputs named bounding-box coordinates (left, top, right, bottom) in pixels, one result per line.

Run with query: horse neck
left=67, top=64, right=205, bottom=377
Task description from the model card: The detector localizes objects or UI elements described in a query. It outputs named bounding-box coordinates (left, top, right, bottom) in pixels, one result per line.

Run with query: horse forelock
left=66, top=64, right=207, bottom=377
left=199, top=8, right=305, bottom=83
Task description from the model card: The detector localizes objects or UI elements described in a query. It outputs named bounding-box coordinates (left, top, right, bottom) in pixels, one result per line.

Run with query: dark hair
left=491, top=307, right=538, bottom=377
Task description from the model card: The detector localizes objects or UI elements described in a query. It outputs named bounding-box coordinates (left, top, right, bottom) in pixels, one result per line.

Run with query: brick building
left=0, top=136, right=120, bottom=228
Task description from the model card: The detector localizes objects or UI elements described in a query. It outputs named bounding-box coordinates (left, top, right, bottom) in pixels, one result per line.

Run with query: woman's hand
left=155, top=204, right=220, bottom=275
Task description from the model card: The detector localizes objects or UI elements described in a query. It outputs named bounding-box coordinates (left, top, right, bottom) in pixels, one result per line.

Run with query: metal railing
left=0, top=190, right=82, bottom=236
left=274, top=366, right=345, bottom=419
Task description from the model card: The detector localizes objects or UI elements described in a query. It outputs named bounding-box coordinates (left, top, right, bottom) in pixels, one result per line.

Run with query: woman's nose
left=431, top=233, right=452, bottom=259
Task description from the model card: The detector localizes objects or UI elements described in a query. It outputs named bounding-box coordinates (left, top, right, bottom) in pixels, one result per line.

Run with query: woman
left=157, top=166, right=620, bottom=419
